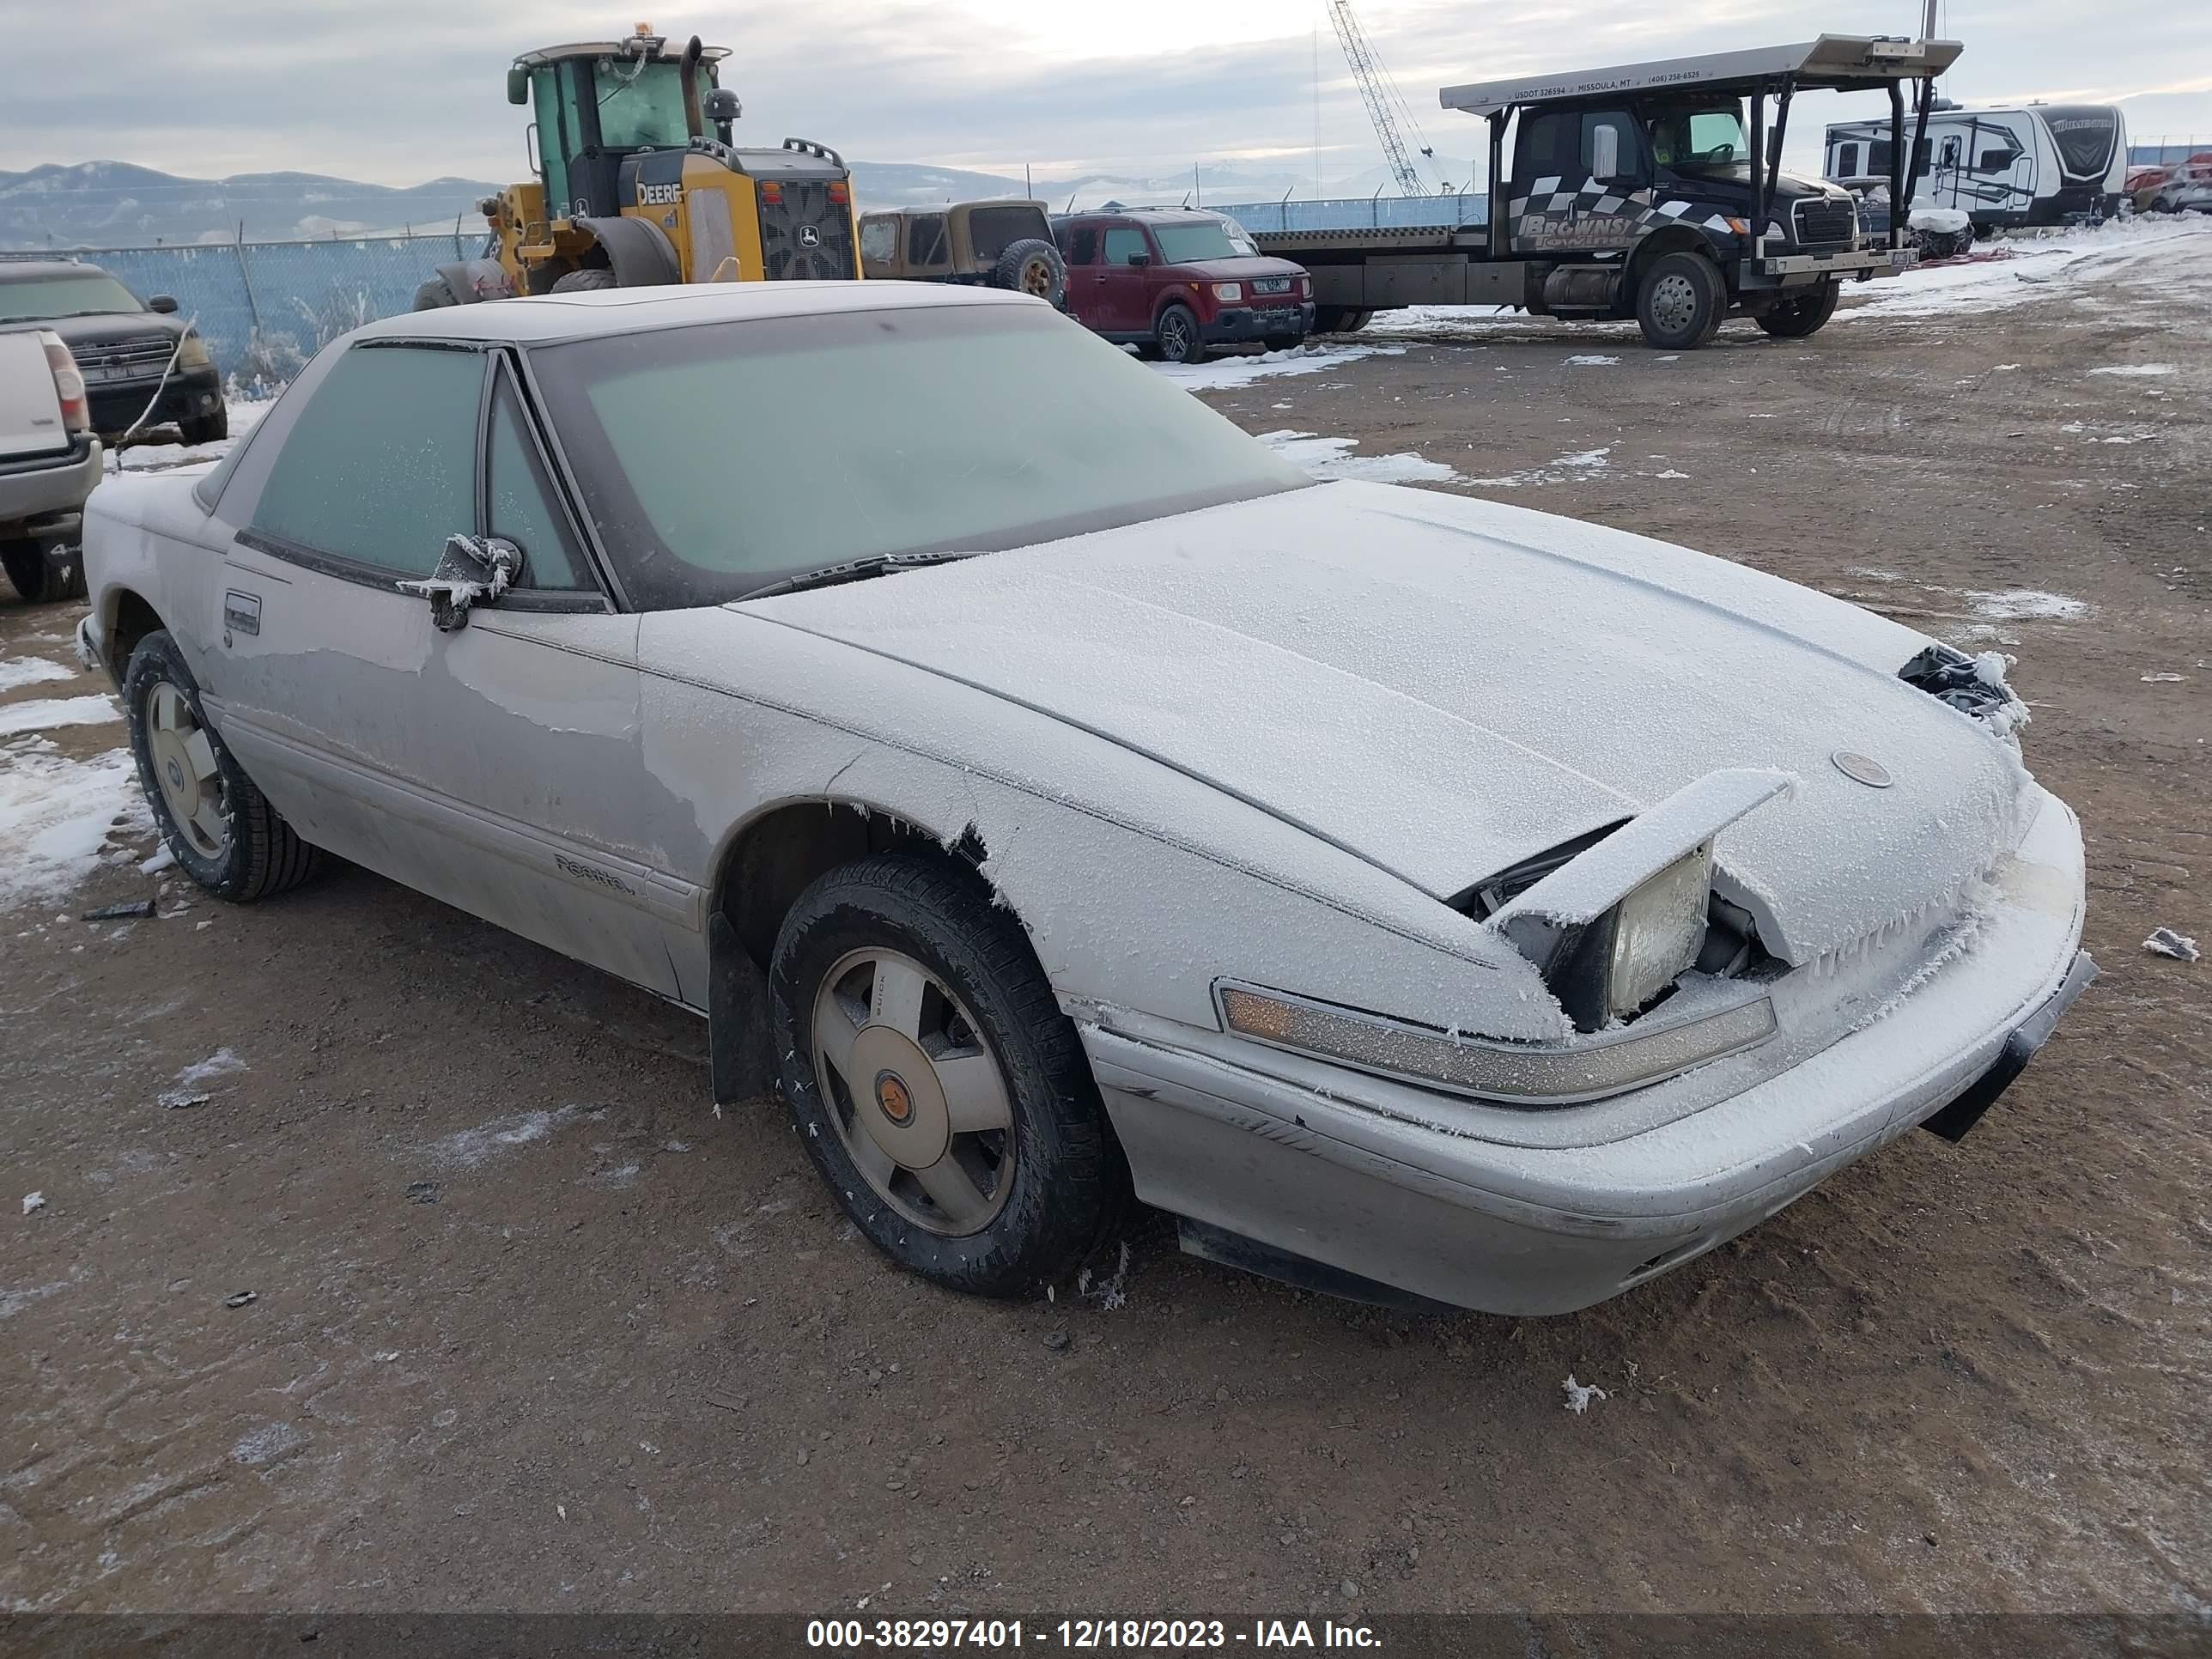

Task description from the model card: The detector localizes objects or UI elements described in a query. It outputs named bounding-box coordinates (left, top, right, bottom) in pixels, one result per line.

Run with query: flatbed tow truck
left=1252, top=33, right=1963, bottom=349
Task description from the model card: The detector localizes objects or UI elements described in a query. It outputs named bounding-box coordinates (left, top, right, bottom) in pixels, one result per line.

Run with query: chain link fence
left=1209, top=193, right=1490, bottom=234
left=1, top=229, right=479, bottom=390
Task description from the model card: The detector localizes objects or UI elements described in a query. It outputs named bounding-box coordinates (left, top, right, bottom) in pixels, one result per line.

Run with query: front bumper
left=0, top=434, right=103, bottom=533
left=87, top=364, right=222, bottom=439
left=1741, top=246, right=1914, bottom=287
left=1204, top=301, right=1316, bottom=343
left=1084, top=787, right=2091, bottom=1316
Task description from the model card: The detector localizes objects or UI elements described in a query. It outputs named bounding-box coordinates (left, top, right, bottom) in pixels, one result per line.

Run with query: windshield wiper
left=738, top=550, right=979, bottom=601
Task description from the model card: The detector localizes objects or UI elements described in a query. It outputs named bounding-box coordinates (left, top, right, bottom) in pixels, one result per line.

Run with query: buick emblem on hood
left=1832, top=750, right=1894, bottom=788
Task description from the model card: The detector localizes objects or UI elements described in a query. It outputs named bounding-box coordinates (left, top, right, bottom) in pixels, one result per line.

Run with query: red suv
left=1051, top=209, right=1315, bottom=364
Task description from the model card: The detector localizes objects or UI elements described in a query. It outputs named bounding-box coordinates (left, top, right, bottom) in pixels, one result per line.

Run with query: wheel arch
left=1627, top=224, right=1725, bottom=288
left=702, top=796, right=994, bottom=1106
left=101, top=586, right=167, bottom=684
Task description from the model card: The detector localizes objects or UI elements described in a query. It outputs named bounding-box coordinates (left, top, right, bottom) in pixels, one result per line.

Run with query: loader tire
left=993, top=239, right=1067, bottom=307
left=550, top=268, right=618, bottom=294
left=412, top=276, right=459, bottom=310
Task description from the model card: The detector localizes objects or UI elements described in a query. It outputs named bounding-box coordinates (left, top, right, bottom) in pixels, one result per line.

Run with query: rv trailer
left=1826, top=104, right=2129, bottom=229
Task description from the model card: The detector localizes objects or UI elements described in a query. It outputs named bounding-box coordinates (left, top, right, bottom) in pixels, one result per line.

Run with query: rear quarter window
left=966, top=205, right=1050, bottom=261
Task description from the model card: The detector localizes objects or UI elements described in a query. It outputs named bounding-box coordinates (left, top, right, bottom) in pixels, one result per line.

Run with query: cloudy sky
left=4, top=0, right=2208, bottom=186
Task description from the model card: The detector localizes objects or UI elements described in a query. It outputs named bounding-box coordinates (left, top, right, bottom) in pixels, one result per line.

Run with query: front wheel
left=1635, top=251, right=1724, bottom=349
left=549, top=267, right=617, bottom=294
left=1153, top=303, right=1208, bottom=364
left=179, top=406, right=228, bottom=446
left=1755, top=279, right=1841, bottom=339
left=411, top=276, right=459, bottom=310
left=1261, top=334, right=1302, bottom=353
left=769, top=854, right=1126, bottom=1297
left=125, top=629, right=322, bottom=902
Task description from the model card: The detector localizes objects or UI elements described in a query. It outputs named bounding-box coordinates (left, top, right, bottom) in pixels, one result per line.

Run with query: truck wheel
left=1313, top=307, right=1373, bottom=335
left=550, top=268, right=617, bottom=293
left=1154, top=303, right=1208, bottom=364
left=993, top=239, right=1067, bottom=307
left=179, top=406, right=229, bottom=446
left=411, top=276, right=459, bottom=310
left=1635, top=252, right=1723, bottom=350
left=1755, top=280, right=1840, bottom=339
left=770, top=854, right=1127, bottom=1297
left=2, top=538, right=85, bottom=605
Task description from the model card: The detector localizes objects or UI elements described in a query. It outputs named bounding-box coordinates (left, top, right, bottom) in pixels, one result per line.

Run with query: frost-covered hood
left=736, top=483, right=2034, bottom=964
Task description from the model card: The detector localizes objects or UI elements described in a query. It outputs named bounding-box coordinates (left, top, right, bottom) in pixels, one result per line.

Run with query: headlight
left=178, top=331, right=212, bottom=370
left=1212, top=283, right=1243, bottom=302
left=1505, top=844, right=1715, bottom=1032
left=1297, top=276, right=1311, bottom=296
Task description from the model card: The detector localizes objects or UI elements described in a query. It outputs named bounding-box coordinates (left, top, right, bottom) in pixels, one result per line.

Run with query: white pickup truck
left=0, top=326, right=101, bottom=603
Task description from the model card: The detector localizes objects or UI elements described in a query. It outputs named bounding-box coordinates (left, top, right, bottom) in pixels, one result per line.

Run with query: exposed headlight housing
left=1500, top=844, right=1715, bottom=1032
left=178, top=331, right=212, bottom=370
left=1212, top=283, right=1243, bottom=302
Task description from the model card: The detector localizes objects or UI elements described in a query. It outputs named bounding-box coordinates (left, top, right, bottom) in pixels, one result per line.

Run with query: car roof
left=350, top=279, right=1040, bottom=348
left=0, top=259, right=115, bottom=283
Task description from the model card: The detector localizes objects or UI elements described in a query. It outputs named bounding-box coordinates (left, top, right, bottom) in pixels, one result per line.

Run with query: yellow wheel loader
left=415, top=25, right=860, bottom=308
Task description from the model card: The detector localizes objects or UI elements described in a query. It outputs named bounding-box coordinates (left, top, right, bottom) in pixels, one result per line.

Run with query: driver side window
left=249, top=344, right=483, bottom=578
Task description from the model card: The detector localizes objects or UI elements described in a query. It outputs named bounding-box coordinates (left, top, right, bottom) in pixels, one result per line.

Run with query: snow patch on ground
left=2087, top=363, right=2176, bottom=378
left=422, top=1105, right=586, bottom=1170
left=1840, top=219, right=2212, bottom=321
left=0, top=745, right=151, bottom=909
left=0, top=695, right=118, bottom=738
left=1564, top=354, right=1620, bottom=366
left=1966, top=589, right=2091, bottom=621
left=1468, top=446, right=1613, bottom=489
left=0, top=658, right=75, bottom=696
left=1256, top=430, right=1461, bottom=483
left=1153, top=343, right=1406, bottom=392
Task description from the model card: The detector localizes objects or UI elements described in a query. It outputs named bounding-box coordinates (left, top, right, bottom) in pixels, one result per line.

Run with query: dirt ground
left=3, top=230, right=2207, bottom=1626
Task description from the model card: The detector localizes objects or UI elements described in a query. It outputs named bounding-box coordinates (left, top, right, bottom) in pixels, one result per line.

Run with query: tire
left=550, top=267, right=617, bottom=293
left=411, top=276, right=459, bottom=310
left=1153, top=302, right=1208, bottom=364
left=1634, top=250, right=1724, bottom=350
left=2, top=537, right=86, bottom=605
left=1261, top=334, right=1302, bottom=353
left=769, top=854, right=1127, bottom=1297
left=179, top=406, right=228, bottom=446
left=1312, top=307, right=1373, bottom=335
left=991, top=238, right=1067, bottom=307
left=124, top=629, right=322, bottom=903
left=1755, top=279, right=1840, bottom=339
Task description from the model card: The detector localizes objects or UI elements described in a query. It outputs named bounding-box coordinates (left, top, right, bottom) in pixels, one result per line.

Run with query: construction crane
left=1325, top=0, right=1437, bottom=196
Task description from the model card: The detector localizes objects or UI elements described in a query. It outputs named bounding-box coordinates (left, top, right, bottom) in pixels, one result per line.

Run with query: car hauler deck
left=1249, top=33, right=1963, bottom=349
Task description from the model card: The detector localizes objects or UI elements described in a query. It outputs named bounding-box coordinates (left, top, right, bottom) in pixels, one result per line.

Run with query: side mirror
left=1127, top=251, right=1152, bottom=268
left=148, top=295, right=179, bottom=314
left=397, top=534, right=524, bottom=632
left=507, top=64, right=530, bottom=106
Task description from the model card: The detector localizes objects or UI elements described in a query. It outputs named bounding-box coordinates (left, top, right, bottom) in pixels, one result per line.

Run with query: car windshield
left=1151, top=222, right=1243, bottom=263
left=532, top=303, right=1310, bottom=610
left=1650, top=104, right=1749, bottom=171
left=0, top=271, right=144, bottom=322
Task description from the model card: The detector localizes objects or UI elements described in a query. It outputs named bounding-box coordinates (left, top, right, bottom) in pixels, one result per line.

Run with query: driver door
left=203, top=339, right=691, bottom=1001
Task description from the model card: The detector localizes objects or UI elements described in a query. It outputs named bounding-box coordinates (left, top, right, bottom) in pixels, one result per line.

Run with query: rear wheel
left=1312, top=306, right=1373, bottom=334
left=992, top=238, right=1068, bottom=307
left=1154, top=302, right=1207, bottom=364
left=550, top=267, right=617, bottom=294
left=1755, top=279, right=1840, bottom=339
left=124, top=629, right=322, bottom=903
left=1635, top=251, right=1724, bottom=350
left=770, top=854, right=1126, bottom=1297
left=1, top=537, right=85, bottom=605
left=179, top=406, right=228, bottom=446
left=1262, top=334, right=1302, bottom=353
left=411, top=276, right=459, bottom=310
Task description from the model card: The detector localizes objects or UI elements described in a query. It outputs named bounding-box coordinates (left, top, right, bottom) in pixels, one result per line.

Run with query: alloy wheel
left=144, top=679, right=228, bottom=860
left=811, top=947, right=1017, bottom=1236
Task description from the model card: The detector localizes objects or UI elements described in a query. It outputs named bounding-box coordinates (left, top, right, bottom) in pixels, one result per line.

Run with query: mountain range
left=0, top=158, right=1416, bottom=249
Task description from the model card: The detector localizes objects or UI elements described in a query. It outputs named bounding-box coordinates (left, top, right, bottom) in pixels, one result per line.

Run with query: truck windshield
left=1650, top=105, right=1748, bottom=170
left=532, top=303, right=1311, bottom=610
left=1152, top=222, right=1244, bottom=263
left=594, top=58, right=690, bottom=149
left=0, top=271, right=144, bottom=322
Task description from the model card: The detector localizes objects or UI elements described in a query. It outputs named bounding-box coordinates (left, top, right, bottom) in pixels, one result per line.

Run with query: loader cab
left=508, top=33, right=727, bottom=222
